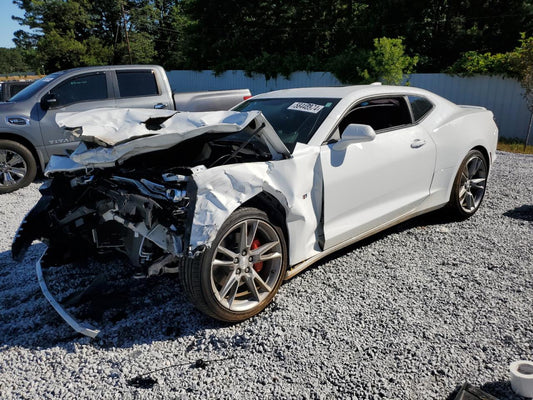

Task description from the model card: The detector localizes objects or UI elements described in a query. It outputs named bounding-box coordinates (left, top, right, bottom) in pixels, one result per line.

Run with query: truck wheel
left=0, top=140, right=37, bottom=194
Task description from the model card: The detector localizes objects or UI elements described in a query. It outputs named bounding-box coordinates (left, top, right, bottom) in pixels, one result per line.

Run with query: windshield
left=8, top=71, right=66, bottom=102
left=233, top=97, right=340, bottom=151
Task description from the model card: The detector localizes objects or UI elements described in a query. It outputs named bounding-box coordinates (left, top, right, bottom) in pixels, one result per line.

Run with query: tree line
left=2, top=0, right=532, bottom=83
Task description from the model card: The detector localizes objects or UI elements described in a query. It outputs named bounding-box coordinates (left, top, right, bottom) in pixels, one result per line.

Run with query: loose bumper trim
left=36, top=249, right=100, bottom=338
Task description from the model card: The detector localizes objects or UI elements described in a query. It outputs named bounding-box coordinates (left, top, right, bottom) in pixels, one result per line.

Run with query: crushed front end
left=11, top=109, right=291, bottom=336
left=11, top=164, right=203, bottom=337
left=13, top=164, right=198, bottom=275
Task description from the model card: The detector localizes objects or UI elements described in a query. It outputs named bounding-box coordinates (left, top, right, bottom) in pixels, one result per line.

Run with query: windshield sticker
left=288, top=102, right=325, bottom=114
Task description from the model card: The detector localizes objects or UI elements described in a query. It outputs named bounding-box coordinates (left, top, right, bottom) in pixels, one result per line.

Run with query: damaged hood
left=49, top=108, right=290, bottom=173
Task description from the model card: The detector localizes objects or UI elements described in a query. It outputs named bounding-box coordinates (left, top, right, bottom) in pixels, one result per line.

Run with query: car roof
left=48, top=65, right=162, bottom=75
left=252, top=84, right=439, bottom=101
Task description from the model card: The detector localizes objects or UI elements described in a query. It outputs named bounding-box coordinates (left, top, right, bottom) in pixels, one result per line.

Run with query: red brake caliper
left=250, top=239, right=263, bottom=272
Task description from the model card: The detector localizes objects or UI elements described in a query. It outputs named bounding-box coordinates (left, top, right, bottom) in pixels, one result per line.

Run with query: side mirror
left=332, top=124, right=376, bottom=151
left=40, top=93, right=58, bottom=110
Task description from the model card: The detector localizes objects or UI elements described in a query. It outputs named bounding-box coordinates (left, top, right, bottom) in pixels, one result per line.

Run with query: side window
left=50, top=73, right=108, bottom=107
left=408, top=96, right=434, bottom=122
left=116, top=70, right=159, bottom=97
left=339, top=97, right=412, bottom=134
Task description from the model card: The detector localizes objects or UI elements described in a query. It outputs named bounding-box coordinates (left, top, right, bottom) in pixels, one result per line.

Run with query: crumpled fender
left=190, top=143, right=323, bottom=265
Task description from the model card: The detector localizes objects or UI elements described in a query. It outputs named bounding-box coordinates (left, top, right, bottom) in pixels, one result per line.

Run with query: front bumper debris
left=37, top=248, right=100, bottom=338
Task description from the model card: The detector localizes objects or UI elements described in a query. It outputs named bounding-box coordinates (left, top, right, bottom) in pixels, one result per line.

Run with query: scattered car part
left=37, top=250, right=100, bottom=338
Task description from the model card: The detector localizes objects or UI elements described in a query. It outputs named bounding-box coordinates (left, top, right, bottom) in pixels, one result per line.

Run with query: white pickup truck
left=0, top=65, right=251, bottom=193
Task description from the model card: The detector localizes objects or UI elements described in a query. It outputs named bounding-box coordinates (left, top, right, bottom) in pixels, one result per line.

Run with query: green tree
left=367, top=37, right=418, bottom=84
left=13, top=0, right=118, bottom=72
left=512, top=34, right=533, bottom=147
left=448, top=34, right=533, bottom=146
left=358, top=0, right=532, bottom=71
left=513, top=35, right=533, bottom=111
left=447, top=51, right=512, bottom=76
left=10, top=0, right=532, bottom=77
left=12, top=0, right=191, bottom=71
left=180, top=0, right=371, bottom=77
left=0, top=47, right=31, bottom=74
left=123, top=0, right=188, bottom=68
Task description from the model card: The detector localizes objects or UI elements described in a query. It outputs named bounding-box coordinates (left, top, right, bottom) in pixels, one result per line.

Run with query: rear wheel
left=0, top=140, right=37, bottom=194
left=180, top=207, right=287, bottom=322
left=448, top=149, right=488, bottom=218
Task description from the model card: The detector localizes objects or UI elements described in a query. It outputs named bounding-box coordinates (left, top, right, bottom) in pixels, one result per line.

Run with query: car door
left=113, top=69, right=173, bottom=110
left=38, top=71, right=115, bottom=159
left=320, top=96, right=437, bottom=249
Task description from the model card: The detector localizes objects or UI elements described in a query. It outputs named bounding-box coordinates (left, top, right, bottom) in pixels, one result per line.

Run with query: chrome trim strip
left=36, top=250, right=100, bottom=338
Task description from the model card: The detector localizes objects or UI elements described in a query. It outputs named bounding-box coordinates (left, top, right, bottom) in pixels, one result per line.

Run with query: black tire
left=448, top=149, right=488, bottom=219
left=0, top=140, right=37, bottom=194
left=180, top=207, right=287, bottom=322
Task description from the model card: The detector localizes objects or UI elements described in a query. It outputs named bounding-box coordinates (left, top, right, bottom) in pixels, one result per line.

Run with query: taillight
left=243, top=95, right=252, bottom=100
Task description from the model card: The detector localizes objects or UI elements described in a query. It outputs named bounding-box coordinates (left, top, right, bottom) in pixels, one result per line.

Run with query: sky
left=1, top=0, right=26, bottom=48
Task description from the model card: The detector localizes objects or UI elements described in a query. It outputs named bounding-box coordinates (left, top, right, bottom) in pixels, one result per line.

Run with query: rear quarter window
left=117, top=70, right=160, bottom=97
left=408, top=96, right=434, bottom=122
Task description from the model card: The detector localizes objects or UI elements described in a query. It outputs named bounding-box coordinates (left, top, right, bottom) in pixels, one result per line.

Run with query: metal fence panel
left=167, top=70, right=531, bottom=140
left=166, top=70, right=341, bottom=95
left=407, top=74, right=530, bottom=140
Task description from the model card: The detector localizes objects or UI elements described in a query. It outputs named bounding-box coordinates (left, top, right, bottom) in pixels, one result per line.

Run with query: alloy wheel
left=210, top=218, right=283, bottom=312
left=458, top=154, right=487, bottom=213
left=0, top=149, right=27, bottom=188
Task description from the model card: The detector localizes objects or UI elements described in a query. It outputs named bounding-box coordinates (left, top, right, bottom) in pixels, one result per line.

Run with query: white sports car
left=13, top=85, right=498, bottom=337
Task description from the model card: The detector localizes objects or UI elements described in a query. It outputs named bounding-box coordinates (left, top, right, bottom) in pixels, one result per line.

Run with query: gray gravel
left=0, top=151, right=532, bottom=400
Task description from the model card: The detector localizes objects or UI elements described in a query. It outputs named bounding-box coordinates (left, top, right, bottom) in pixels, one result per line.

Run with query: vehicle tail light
left=243, top=95, right=252, bottom=100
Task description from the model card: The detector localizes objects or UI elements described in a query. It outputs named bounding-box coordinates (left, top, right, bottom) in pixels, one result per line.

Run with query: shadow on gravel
left=0, top=246, right=225, bottom=350
left=503, top=204, right=533, bottom=221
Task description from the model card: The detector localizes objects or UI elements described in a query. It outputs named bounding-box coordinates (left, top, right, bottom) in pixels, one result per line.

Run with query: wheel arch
left=239, top=191, right=289, bottom=250
left=444, top=144, right=491, bottom=202
left=0, top=131, right=44, bottom=173
left=471, top=145, right=491, bottom=171
left=445, top=146, right=490, bottom=218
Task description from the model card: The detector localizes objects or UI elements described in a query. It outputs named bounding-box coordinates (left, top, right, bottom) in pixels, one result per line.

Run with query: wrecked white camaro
left=12, top=85, right=498, bottom=337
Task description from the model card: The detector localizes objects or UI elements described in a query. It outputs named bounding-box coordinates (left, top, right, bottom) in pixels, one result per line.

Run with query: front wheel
left=448, top=149, right=488, bottom=218
left=0, top=140, right=37, bottom=194
left=180, top=207, right=287, bottom=322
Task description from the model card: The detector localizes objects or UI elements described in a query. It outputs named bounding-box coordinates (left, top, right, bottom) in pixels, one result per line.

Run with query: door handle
left=411, top=139, right=426, bottom=148
left=154, top=103, right=168, bottom=109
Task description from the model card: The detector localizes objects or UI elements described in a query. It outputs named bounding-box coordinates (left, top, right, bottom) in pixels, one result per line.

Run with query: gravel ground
left=0, top=151, right=531, bottom=400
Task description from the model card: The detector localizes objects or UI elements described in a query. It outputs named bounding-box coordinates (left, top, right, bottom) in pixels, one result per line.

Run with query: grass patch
left=497, top=138, right=533, bottom=154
